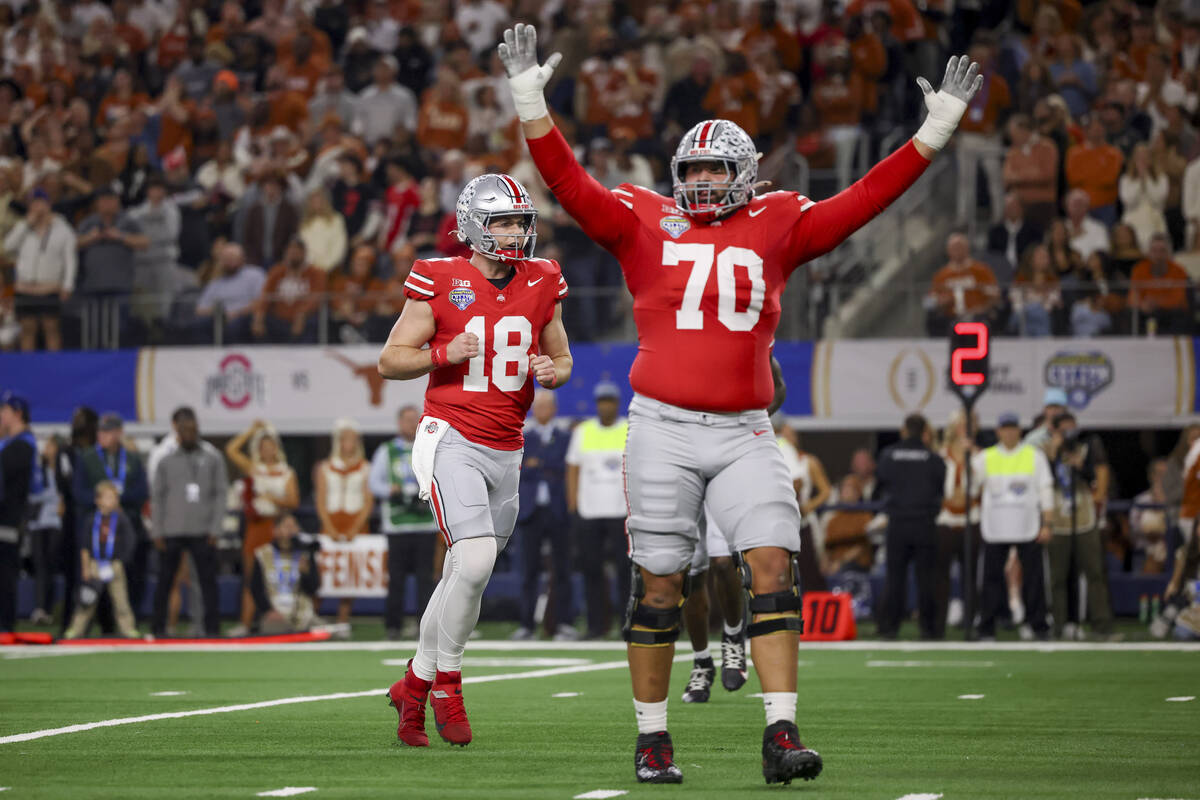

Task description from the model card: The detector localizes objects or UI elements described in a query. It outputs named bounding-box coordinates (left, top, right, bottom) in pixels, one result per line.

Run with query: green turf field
left=1, top=640, right=1197, bottom=799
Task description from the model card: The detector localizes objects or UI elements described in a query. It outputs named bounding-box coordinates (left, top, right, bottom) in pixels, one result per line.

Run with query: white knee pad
left=449, top=536, right=498, bottom=589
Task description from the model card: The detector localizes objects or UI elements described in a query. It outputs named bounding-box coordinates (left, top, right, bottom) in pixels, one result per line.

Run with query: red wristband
left=430, top=345, right=449, bottom=369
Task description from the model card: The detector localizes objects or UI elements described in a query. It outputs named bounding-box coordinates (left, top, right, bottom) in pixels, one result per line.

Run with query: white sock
left=723, top=620, right=744, bottom=637
left=435, top=537, right=498, bottom=674
left=763, top=692, right=797, bottom=725
left=634, top=699, right=668, bottom=734
left=693, top=648, right=711, bottom=662
left=412, top=566, right=450, bottom=682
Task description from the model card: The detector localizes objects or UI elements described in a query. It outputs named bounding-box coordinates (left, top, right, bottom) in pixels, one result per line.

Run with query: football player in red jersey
left=499, top=23, right=982, bottom=785
left=377, top=173, right=572, bottom=748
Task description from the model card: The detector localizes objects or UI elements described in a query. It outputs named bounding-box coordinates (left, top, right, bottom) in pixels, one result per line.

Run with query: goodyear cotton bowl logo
left=660, top=215, right=691, bottom=239
left=449, top=287, right=476, bottom=311
left=1044, top=351, right=1114, bottom=409
left=205, top=354, right=265, bottom=410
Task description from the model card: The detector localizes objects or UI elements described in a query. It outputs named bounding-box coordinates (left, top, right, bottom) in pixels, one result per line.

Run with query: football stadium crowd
left=0, top=0, right=1198, bottom=350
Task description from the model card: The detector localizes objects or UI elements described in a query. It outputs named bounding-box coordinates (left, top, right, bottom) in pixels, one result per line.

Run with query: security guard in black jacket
left=876, top=414, right=946, bottom=639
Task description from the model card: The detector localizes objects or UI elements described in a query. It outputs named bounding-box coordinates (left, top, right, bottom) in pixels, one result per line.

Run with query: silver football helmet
left=670, top=119, right=758, bottom=221
left=455, top=173, right=537, bottom=263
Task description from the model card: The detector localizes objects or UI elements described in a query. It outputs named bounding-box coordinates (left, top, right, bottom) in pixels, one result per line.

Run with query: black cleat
left=635, top=731, right=684, bottom=783
left=762, top=721, right=822, bottom=785
left=681, top=658, right=715, bottom=703
left=720, top=629, right=747, bottom=691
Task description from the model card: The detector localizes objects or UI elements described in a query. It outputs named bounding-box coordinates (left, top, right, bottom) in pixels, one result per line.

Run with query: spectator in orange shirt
left=845, top=0, right=925, bottom=45
left=279, top=31, right=329, bottom=100
left=264, top=67, right=309, bottom=134
left=1065, top=115, right=1124, bottom=226
left=605, top=47, right=657, bottom=142
left=417, top=66, right=470, bottom=153
left=740, top=0, right=800, bottom=72
left=926, top=232, right=1001, bottom=335
left=1003, top=113, right=1059, bottom=222
left=576, top=29, right=617, bottom=136
left=94, top=68, right=148, bottom=134
left=846, top=15, right=887, bottom=118
left=251, top=237, right=327, bottom=343
left=1112, top=15, right=1157, bottom=83
left=1129, top=233, right=1192, bottom=334
left=750, top=49, right=800, bottom=146
left=112, top=0, right=149, bottom=56
left=810, top=44, right=864, bottom=190
left=330, top=243, right=389, bottom=342
left=703, top=51, right=761, bottom=141
left=955, top=35, right=1011, bottom=229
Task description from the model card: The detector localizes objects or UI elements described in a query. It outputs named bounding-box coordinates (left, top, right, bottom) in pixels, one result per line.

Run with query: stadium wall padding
left=2, top=338, right=1195, bottom=433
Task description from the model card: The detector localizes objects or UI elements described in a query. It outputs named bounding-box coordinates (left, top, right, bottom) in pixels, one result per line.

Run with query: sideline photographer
left=1045, top=412, right=1116, bottom=640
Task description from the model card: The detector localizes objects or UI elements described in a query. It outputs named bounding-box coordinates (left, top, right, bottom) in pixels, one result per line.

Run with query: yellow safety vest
left=576, top=418, right=629, bottom=452
left=980, top=444, right=1041, bottom=543
left=983, top=444, right=1036, bottom=477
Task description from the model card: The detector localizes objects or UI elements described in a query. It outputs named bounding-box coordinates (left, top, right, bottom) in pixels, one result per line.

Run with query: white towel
left=411, top=416, right=451, bottom=501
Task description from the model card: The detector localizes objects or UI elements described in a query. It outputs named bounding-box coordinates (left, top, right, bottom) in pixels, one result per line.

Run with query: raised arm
left=788, top=56, right=983, bottom=264
left=499, top=23, right=635, bottom=253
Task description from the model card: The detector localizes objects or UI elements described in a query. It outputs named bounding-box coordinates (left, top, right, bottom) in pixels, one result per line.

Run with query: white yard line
left=256, top=788, right=317, bottom=797
left=1165, top=696, right=1195, bottom=702
left=957, top=694, right=985, bottom=700
left=573, top=791, right=628, bottom=799
left=895, top=794, right=943, bottom=800
left=867, top=660, right=995, bottom=668
left=0, top=654, right=693, bottom=746
left=5, top=639, right=1200, bottom=658
left=381, top=657, right=592, bottom=668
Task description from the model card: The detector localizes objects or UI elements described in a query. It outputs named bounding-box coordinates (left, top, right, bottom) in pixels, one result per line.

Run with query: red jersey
left=382, top=182, right=421, bottom=252
left=403, top=256, right=568, bottom=450
left=527, top=127, right=930, bottom=412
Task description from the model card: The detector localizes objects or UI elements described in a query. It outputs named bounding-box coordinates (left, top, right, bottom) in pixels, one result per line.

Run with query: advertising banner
left=314, top=534, right=389, bottom=598
left=808, top=337, right=1194, bottom=429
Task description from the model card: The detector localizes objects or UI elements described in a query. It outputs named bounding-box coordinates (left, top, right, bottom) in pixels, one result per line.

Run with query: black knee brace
left=740, top=553, right=804, bottom=638
left=622, top=566, right=689, bottom=646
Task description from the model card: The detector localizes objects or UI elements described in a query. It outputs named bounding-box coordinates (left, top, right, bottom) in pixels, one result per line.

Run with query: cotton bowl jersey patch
left=449, top=287, right=476, bottom=310
left=660, top=215, right=691, bottom=239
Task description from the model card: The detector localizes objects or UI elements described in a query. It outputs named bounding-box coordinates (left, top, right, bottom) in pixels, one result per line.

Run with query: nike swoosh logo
left=527, top=277, right=544, bottom=287
left=748, top=207, right=765, bottom=217
left=753, top=430, right=769, bottom=436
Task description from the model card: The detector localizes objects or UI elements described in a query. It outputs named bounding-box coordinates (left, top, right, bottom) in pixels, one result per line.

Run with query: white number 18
left=461, top=315, right=533, bottom=393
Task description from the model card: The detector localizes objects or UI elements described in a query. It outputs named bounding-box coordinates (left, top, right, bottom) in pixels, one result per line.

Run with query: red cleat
left=430, top=670, right=472, bottom=746
left=387, top=659, right=431, bottom=747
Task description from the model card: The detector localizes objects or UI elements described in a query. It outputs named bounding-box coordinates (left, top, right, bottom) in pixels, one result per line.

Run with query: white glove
left=497, top=23, right=562, bottom=123
left=914, top=55, right=984, bottom=151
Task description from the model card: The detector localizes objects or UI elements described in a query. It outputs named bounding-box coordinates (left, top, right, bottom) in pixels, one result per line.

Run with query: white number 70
left=663, top=242, right=765, bottom=332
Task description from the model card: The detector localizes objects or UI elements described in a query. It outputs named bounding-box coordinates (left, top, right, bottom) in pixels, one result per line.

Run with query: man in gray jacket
left=151, top=407, right=227, bottom=637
